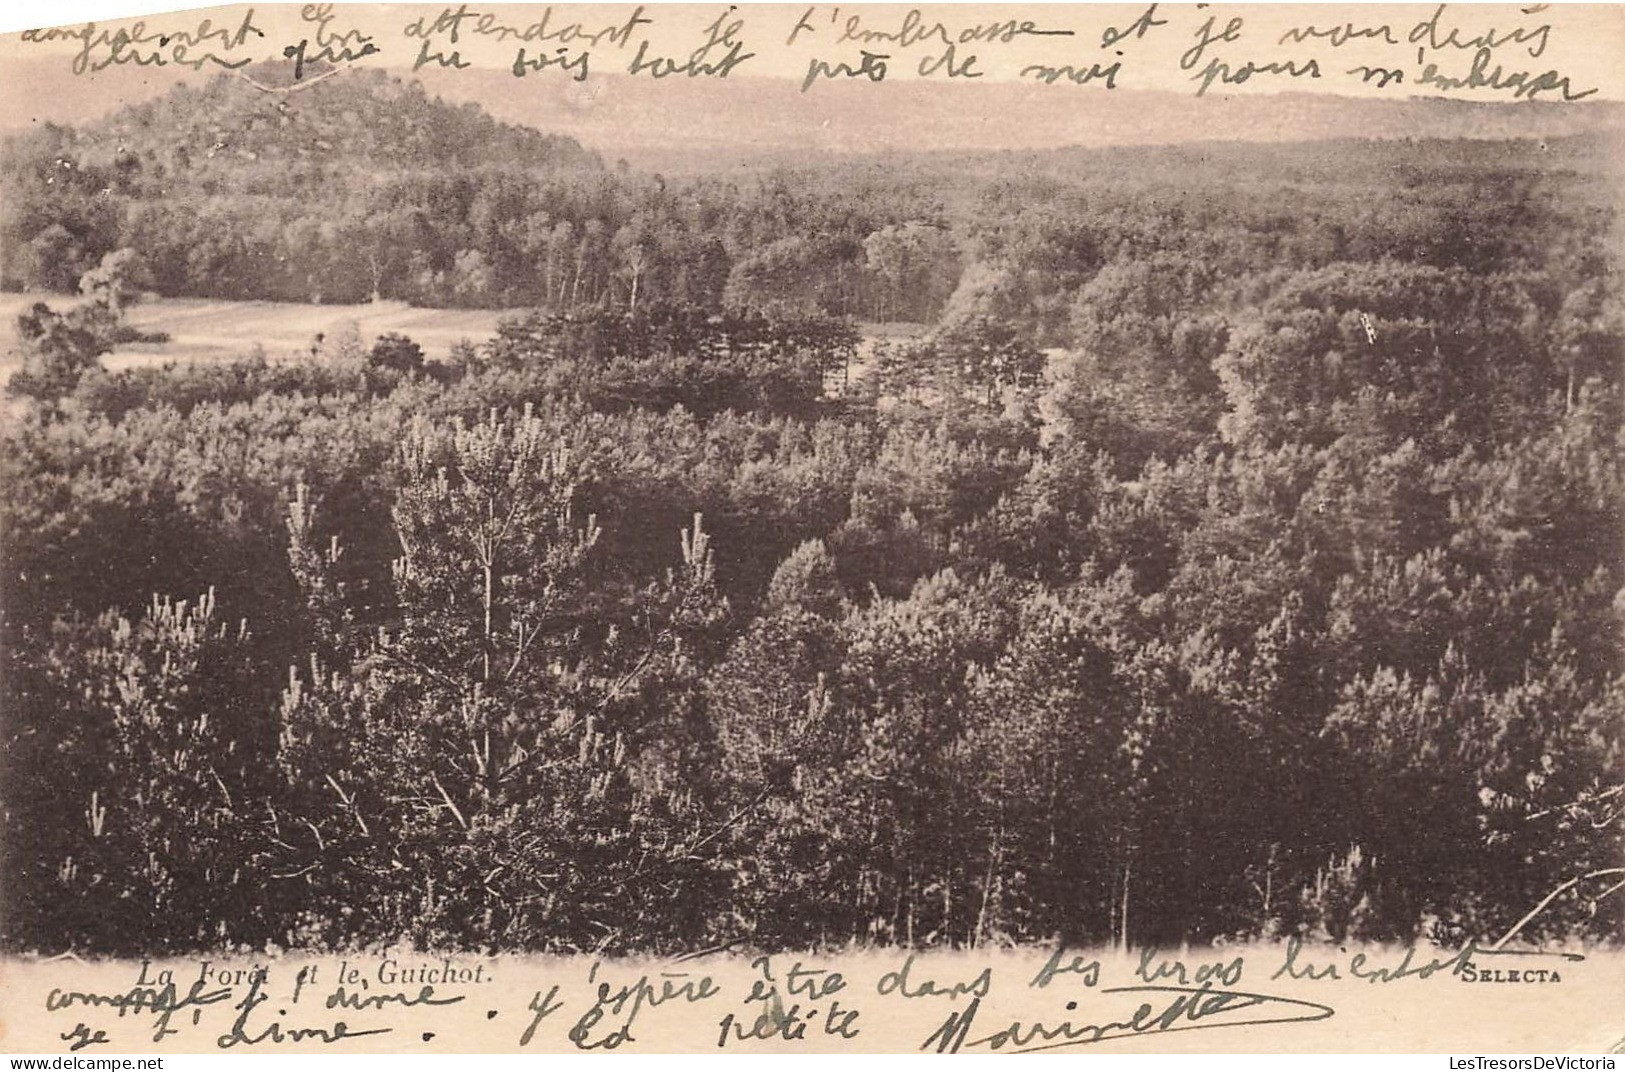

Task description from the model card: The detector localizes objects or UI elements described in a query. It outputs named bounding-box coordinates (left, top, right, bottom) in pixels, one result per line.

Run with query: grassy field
left=0, top=293, right=516, bottom=374
left=0, top=294, right=941, bottom=417
left=0, top=293, right=932, bottom=392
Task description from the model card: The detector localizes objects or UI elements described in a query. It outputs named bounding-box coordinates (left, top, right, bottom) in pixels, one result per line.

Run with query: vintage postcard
left=0, top=0, right=1621, bottom=1056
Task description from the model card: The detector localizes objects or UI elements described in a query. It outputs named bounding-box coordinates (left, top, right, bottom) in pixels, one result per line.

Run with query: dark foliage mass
left=1, top=73, right=1622, bottom=956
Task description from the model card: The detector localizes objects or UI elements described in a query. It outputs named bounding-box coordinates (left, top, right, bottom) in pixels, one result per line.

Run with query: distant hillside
left=53, top=64, right=600, bottom=185
left=0, top=66, right=610, bottom=302
left=925, top=128, right=1625, bottom=191
left=4, top=61, right=1617, bottom=326
left=6, top=51, right=1622, bottom=171
left=411, top=69, right=1625, bottom=172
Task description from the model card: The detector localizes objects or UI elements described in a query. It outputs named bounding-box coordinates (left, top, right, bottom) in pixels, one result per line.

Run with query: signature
left=922, top=982, right=1334, bottom=1053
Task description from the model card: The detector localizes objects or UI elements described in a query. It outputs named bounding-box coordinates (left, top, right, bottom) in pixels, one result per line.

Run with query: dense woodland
left=1, top=70, right=1622, bottom=955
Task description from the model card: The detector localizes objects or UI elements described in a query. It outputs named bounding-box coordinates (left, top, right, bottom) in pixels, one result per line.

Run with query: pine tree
left=275, top=409, right=728, bottom=949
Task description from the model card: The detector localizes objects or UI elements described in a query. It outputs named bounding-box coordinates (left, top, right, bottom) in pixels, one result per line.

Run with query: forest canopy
left=1, top=70, right=1621, bottom=956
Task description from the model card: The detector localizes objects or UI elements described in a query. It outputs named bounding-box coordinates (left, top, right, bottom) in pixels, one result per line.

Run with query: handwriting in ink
left=628, top=7, right=754, bottom=78
left=790, top=962, right=845, bottom=999
left=1022, top=59, right=1121, bottom=88
left=60, top=1024, right=110, bottom=1051
left=1180, top=11, right=1244, bottom=72
left=1348, top=63, right=1407, bottom=88
left=877, top=953, right=991, bottom=1000
left=717, top=994, right=861, bottom=1047
left=917, top=44, right=981, bottom=79
left=414, top=39, right=470, bottom=71
left=512, top=46, right=590, bottom=81
left=518, top=985, right=564, bottom=1047
left=921, top=984, right=1335, bottom=1054
left=1279, top=21, right=1400, bottom=47
left=802, top=50, right=888, bottom=92
left=1271, top=938, right=1477, bottom=983
left=1029, top=947, right=1104, bottom=989
left=1177, top=9, right=1326, bottom=94
left=216, top=975, right=391, bottom=1049
left=1416, top=46, right=1596, bottom=100
left=22, top=9, right=265, bottom=76
left=1102, top=4, right=1169, bottom=48
left=283, top=4, right=380, bottom=80
left=1408, top=4, right=1553, bottom=59
left=323, top=984, right=464, bottom=1012
left=405, top=5, right=651, bottom=49
left=1135, top=949, right=1245, bottom=988
left=565, top=961, right=721, bottom=1050
left=1192, top=55, right=1321, bottom=97
left=834, top=8, right=1074, bottom=49
left=47, top=979, right=235, bottom=1045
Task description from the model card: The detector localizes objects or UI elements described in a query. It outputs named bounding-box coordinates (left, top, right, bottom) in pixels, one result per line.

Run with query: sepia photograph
left=0, top=1, right=1621, bottom=1054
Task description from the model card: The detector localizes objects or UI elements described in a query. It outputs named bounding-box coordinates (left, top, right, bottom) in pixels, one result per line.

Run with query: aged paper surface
left=1, top=0, right=1622, bottom=1057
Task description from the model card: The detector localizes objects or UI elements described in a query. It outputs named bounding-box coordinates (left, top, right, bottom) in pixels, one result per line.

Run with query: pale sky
left=3, top=3, right=1622, bottom=98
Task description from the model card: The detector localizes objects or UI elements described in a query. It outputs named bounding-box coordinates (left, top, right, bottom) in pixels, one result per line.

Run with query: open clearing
left=0, top=293, right=516, bottom=374
left=0, top=293, right=930, bottom=389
